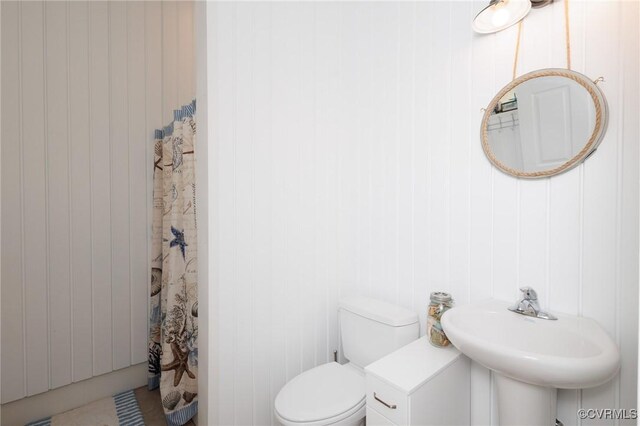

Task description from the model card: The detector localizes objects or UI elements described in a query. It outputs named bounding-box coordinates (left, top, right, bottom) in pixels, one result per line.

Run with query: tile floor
left=134, top=386, right=196, bottom=426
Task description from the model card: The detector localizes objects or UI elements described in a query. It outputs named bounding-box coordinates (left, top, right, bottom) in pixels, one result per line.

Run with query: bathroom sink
left=441, top=299, right=620, bottom=425
left=441, top=299, right=619, bottom=388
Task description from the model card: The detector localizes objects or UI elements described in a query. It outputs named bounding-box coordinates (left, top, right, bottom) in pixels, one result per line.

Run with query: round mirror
left=481, top=68, right=608, bottom=178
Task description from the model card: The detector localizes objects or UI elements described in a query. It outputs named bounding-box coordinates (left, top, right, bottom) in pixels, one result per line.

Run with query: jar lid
left=430, top=291, right=452, bottom=303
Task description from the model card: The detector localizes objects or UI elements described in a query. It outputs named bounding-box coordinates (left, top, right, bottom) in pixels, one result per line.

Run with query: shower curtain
left=148, top=100, right=198, bottom=426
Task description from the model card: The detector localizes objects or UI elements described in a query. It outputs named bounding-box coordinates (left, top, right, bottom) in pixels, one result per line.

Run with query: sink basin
left=441, top=299, right=620, bottom=388
left=441, top=299, right=620, bottom=425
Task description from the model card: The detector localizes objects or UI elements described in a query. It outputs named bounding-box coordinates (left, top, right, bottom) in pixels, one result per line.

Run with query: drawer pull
left=373, top=392, right=397, bottom=410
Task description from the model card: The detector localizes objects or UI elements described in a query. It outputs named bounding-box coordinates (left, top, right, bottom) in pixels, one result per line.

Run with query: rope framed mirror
left=479, top=0, right=609, bottom=179
left=480, top=68, right=608, bottom=179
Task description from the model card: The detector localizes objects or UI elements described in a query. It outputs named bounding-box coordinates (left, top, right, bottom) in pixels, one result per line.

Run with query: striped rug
left=27, top=389, right=144, bottom=426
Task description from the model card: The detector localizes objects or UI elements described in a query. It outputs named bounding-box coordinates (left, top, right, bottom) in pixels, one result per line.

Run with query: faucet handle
left=519, top=286, right=538, bottom=300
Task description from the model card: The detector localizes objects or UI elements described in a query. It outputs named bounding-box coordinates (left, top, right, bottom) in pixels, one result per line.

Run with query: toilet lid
left=275, top=362, right=365, bottom=423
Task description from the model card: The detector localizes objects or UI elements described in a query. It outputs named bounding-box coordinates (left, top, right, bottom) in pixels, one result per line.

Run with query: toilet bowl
left=274, top=362, right=365, bottom=426
left=274, top=297, right=419, bottom=426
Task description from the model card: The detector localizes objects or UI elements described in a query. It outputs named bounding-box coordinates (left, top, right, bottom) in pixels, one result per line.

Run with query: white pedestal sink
left=441, top=299, right=620, bottom=426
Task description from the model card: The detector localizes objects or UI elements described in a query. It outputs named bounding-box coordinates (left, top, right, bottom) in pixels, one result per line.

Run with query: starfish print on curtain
left=148, top=101, right=198, bottom=426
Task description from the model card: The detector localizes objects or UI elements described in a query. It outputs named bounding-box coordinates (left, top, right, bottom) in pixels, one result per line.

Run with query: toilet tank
left=339, top=297, right=419, bottom=369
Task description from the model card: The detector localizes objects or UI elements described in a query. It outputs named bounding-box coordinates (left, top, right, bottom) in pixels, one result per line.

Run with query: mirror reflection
left=482, top=71, right=606, bottom=178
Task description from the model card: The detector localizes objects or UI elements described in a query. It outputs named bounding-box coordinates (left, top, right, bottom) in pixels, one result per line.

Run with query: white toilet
left=274, top=297, right=419, bottom=426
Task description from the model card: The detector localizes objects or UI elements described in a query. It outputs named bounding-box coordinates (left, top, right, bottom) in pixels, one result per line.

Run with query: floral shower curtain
left=148, top=100, right=198, bottom=426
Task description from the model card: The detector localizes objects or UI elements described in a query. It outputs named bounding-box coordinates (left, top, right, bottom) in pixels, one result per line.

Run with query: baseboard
left=0, top=363, right=147, bottom=426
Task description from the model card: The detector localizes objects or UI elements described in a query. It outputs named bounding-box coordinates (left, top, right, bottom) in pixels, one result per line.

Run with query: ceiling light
left=472, top=0, right=532, bottom=34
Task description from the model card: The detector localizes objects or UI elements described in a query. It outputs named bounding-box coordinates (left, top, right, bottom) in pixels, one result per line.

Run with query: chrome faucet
left=508, top=287, right=557, bottom=320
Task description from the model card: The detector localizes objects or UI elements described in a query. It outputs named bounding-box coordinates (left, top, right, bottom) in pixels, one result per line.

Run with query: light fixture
left=472, top=0, right=532, bottom=34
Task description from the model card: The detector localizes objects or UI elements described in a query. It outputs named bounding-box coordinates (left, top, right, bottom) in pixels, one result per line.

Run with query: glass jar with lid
left=427, top=292, right=453, bottom=347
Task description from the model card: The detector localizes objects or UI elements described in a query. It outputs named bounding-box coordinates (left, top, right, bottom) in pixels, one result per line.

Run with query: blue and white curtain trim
left=155, top=99, right=196, bottom=140
left=149, top=99, right=199, bottom=426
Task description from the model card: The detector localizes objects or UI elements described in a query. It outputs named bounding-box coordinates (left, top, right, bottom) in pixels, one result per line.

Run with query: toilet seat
left=274, top=362, right=366, bottom=426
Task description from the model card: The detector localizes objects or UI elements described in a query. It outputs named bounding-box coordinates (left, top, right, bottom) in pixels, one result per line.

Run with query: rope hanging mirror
left=480, top=0, right=609, bottom=179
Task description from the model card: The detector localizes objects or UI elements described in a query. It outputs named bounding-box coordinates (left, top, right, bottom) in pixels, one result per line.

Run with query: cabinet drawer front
left=366, top=407, right=398, bottom=426
left=366, top=375, right=408, bottom=425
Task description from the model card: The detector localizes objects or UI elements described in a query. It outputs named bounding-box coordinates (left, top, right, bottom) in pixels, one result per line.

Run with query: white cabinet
left=365, top=336, right=470, bottom=426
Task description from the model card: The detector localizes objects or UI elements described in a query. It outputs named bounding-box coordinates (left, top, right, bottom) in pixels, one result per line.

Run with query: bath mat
left=26, top=389, right=144, bottom=426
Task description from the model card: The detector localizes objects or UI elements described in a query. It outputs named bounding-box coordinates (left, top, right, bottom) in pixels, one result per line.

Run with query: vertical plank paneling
left=338, top=2, right=362, bottom=301
left=108, top=0, right=131, bottom=371
left=251, top=3, right=273, bottom=422
left=548, top=172, right=582, bottom=313
left=312, top=0, right=330, bottom=371
left=21, top=0, right=50, bottom=396
left=1, top=0, right=26, bottom=403
left=425, top=1, right=450, bottom=295
left=290, top=1, right=303, bottom=381
left=88, top=1, right=113, bottom=376
left=144, top=1, right=163, bottom=135
left=2, top=0, right=196, bottom=403
left=468, top=14, right=495, bottom=305
left=518, top=179, right=548, bottom=294
left=276, top=2, right=302, bottom=384
left=161, top=1, right=178, bottom=123
left=127, top=0, right=148, bottom=366
left=355, top=3, right=373, bottom=310
left=317, top=2, right=340, bottom=373
left=214, top=3, right=237, bottom=424
left=580, top=2, right=621, bottom=421
left=448, top=1, right=473, bottom=307
left=210, top=3, right=637, bottom=426
left=177, top=0, right=194, bottom=106
left=618, top=2, right=640, bottom=423
left=412, top=2, right=431, bottom=333
left=314, top=0, right=339, bottom=369
left=381, top=2, right=400, bottom=304
left=68, top=0, right=93, bottom=383
left=45, top=1, right=72, bottom=389
left=396, top=2, right=416, bottom=310
left=367, top=3, right=397, bottom=303
left=233, top=4, right=254, bottom=424
left=297, top=1, right=316, bottom=377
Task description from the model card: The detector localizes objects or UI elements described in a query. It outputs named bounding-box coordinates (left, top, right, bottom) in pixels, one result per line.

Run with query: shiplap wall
left=1, top=0, right=194, bottom=404
left=208, top=1, right=639, bottom=425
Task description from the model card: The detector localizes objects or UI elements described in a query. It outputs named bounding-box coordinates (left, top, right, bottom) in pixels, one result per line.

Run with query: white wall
left=0, top=0, right=195, bottom=404
left=195, top=2, right=214, bottom=425
left=207, top=1, right=639, bottom=425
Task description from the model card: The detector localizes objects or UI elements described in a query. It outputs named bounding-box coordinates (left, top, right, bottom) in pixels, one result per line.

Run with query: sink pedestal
left=495, top=374, right=556, bottom=426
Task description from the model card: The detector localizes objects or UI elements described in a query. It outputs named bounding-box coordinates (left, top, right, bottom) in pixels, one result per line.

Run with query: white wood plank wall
left=1, top=0, right=195, bottom=403
left=209, top=2, right=639, bottom=425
